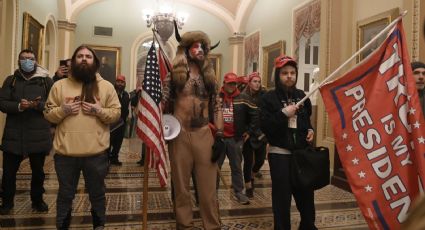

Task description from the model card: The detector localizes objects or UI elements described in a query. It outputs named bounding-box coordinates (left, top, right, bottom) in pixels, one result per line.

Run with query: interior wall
left=352, top=0, right=415, bottom=60
left=244, top=0, right=312, bottom=57
left=74, top=0, right=232, bottom=85
left=420, top=1, right=425, bottom=62
left=316, top=0, right=414, bottom=174
left=19, top=0, right=59, bottom=66
left=0, top=0, right=17, bottom=168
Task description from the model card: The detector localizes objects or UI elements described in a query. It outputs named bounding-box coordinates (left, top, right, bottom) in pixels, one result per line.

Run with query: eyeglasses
left=413, top=70, right=425, bottom=75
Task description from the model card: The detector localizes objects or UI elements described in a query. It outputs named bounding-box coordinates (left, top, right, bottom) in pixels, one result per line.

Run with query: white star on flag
left=346, top=144, right=353, bottom=152
left=409, top=107, right=416, bottom=115
left=352, top=158, right=359, bottom=165
left=407, top=95, right=412, bottom=101
left=418, top=136, right=425, bottom=144
left=342, top=133, right=348, bottom=140
left=365, top=185, right=372, bottom=192
left=358, top=171, right=366, bottom=178
left=414, top=121, right=420, bottom=129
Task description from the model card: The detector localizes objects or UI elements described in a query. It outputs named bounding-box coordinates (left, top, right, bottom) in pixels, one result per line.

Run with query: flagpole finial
left=401, top=10, right=408, bottom=17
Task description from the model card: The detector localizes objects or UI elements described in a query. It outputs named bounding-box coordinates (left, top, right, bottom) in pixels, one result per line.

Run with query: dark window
left=313, top=46, right=319, bottom=65
left=305, top=45, right=311, bottom=64
left=304, top=73, right=310, bottom=91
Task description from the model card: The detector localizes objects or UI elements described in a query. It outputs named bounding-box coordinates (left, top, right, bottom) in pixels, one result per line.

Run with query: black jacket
left=0, top=67, right=53, bottom=155
left=259, top=88, right=313, bottom=150
left=117, top=90, right=130, bottom=121
left=241, top=87, right=268, bottom=148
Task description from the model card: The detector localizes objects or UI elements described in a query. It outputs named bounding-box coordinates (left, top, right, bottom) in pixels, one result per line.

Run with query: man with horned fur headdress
left=163, top=24, right=223, bottom=229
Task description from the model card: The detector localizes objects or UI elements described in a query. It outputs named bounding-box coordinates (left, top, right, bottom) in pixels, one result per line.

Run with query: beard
left=72, top=62, right=97, bottom=84
left=276, top=80, right=296, bottom=97
left=188, top=53, right=205, bottom=67
left=282, top=84, right=295, bottom=95
left=115, top=85, right=125, bottom=92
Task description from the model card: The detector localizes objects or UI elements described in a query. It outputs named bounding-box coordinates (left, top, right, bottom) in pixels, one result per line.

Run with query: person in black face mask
left=0, top=49, right=53, bottom=215
left=259, top=55, right=316, bottom=230
left=108, top=75, right=130, bottom=165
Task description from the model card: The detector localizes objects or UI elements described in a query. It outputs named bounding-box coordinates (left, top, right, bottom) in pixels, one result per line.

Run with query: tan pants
left=169, top=125, right=221, bottom=230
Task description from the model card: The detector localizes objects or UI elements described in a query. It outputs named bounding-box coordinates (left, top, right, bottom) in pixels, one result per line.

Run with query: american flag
left=136, top=42, right=168, bottom=187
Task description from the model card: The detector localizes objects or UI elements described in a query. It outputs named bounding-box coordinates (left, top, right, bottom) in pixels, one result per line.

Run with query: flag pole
left=152, top=29, right=172, bottom=66
left=296, top=10, right=408, bottom=106
left=142, top=145, right=149, bottom=230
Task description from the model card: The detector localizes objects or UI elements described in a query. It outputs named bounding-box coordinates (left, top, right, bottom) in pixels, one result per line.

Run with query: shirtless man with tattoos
left=163, top=27, right=222, bottom=229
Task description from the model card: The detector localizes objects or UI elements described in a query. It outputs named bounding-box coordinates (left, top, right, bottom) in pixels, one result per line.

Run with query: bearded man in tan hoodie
left=44, top=45, right=121, bottom=230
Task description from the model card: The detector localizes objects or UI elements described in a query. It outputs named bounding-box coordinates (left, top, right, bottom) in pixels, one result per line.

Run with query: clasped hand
left=61, top=99, right=102, bottom=116
left=282, top=104, right=298, bottom=117
left=19, top=96, right=41, bottom=110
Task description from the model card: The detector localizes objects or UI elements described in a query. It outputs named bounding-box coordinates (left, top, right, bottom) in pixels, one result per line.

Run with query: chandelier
left=143, top=4, right=188, bottom=42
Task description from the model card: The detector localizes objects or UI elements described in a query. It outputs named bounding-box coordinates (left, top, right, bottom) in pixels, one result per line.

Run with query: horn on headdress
left=210, top=41, right=220, bottom=50
left=174, top=20, right=182, bottom=42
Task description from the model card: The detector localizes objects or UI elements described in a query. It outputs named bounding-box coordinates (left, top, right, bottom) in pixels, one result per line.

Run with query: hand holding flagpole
left=296, top=10, right=408, bottom=107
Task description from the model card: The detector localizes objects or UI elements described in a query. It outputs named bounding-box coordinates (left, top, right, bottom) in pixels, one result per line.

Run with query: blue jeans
left=217, top=138, right=244, bottom=194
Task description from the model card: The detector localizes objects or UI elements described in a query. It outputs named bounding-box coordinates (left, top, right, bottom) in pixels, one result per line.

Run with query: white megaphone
left=162, top=114, right=181, bottom=140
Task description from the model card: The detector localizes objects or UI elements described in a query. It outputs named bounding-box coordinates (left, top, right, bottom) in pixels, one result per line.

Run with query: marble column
left=57, top=20, right=77, bottom=59
left=228, top=34, right=245, bottom=76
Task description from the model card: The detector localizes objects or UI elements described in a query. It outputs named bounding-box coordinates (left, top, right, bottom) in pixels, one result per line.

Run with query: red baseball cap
left=237, top=76, right=248, bottom=84
left=274, top=55, right=297, bottom=69
left=116, top=75, right=126, bottom=82
left=223, top=72, right=238, bottom=83
left=248, top=72, right=260, bottom=82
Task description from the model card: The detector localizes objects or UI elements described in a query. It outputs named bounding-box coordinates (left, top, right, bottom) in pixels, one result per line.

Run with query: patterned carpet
left=0, top=138, right=367, bottom=229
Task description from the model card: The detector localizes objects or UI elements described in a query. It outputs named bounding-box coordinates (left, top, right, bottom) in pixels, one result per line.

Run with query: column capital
left=58, top=20, right=77, bottom=31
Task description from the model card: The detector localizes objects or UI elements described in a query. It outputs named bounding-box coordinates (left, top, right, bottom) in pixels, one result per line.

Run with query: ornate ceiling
left=65, top=0, right=255, bottom=32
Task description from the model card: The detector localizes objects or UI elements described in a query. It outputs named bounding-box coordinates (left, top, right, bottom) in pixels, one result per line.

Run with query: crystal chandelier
left=143, top=3, right=188, bottom=42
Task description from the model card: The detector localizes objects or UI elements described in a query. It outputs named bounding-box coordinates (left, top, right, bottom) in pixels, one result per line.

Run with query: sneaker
left=31, top=201, right=49, bottom=212
left=246, top=188, right=254, bottom=199
left=0, top=204, right=13, bottom=215
left=235, top=192, right=250, bottom=205
left=254, top=171, right=263, bottom=179
left=32, top=200, right=48, bottom=212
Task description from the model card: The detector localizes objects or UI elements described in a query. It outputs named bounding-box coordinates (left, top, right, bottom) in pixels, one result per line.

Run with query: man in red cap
left=216, top=72, right=257, bottom=205
left=109, top=75, right=130, bottom=165
left=240, top=72, right=268, bottom=198
left=259, top=55, right=316, bottom=229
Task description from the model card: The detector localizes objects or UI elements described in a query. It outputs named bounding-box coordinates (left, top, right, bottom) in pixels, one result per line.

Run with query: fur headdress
left=172, top=22, right=220, bottom=93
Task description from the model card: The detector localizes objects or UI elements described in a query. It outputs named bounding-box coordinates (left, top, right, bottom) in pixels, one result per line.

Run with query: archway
left=44, top=17, right=57, bottom=75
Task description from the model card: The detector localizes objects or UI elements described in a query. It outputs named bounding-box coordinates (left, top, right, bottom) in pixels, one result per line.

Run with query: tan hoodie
left=44, top=74, right=121, bottom=156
